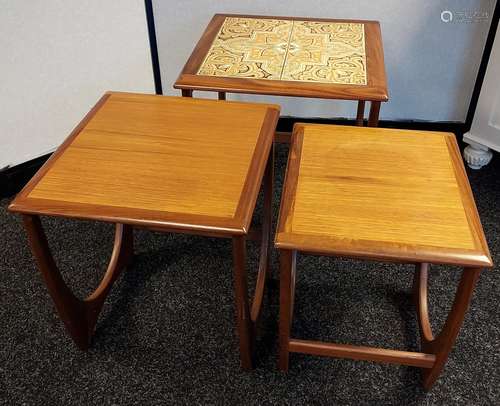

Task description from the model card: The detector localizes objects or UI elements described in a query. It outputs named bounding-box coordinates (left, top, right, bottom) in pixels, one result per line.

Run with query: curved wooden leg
left=232, top=145, right=274, bottom=369
left=413, top=263, right=434, bottom=343
left=22, top=214, right=133, bottom=350
left=250, top=142, right=274, bottom=323
left=181, top=89, right=193, bottom=97
left=413, top=263, right=482, bottom=390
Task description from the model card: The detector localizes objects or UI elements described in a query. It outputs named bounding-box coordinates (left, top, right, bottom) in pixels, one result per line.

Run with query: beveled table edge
left=8, top=92, right=280, bottom=237
left=274, top=123, right=493, bottom=268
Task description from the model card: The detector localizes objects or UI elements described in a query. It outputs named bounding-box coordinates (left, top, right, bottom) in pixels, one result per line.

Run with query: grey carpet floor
left=1, top=143, right=499, bottom=405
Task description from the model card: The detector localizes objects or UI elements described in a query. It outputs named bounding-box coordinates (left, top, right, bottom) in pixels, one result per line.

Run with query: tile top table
left=9, top=92, right=279, bottom=369
left=175, top=14, right=388, bottom=127
left=276, top=124, right=492, bottom=389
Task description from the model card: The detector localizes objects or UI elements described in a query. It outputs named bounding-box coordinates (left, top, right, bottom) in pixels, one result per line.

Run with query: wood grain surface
left=9, top=92, right=280, bottom=235
left=275, top=124, right=492, bottom=267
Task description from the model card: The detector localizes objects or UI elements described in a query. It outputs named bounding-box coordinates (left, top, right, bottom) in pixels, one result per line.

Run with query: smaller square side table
left=275, top=124, right=492, bottom=389
left=174, top=14, right=388, bottom=130
left=9, top=92, right=280, bottom=369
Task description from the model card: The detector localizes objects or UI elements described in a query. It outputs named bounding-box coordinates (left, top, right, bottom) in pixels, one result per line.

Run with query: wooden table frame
left=174, top=14, right=389, bottom=130
left=275, top=125, right=492, bottom=389
left=18, top=147, right=272, bottom=369
left=9, top=93, right=279, bottom=370
left=278, top=252, right=483, bottom=390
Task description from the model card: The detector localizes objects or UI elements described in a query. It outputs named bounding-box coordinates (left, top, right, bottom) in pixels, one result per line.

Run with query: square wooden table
left=174, top=14, right=388, bottom=129
left=9, top=92, right=280, bottom=369
left=276, top=124, right=492, bottom=389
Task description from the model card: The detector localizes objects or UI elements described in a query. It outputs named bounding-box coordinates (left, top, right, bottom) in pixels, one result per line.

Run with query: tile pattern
left=197, top=17, right=367, bottom=85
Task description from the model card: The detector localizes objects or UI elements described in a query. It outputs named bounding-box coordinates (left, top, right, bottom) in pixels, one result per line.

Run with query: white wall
left=153, top=0, right=495, bottom=122
left=0, top=0, right=155, bottom=169
left=464, top=24, right=500, bottom=152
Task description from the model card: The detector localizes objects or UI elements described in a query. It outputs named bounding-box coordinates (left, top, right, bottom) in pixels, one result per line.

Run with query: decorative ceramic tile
left=282, top=21, right=366, bottom=84
left=197, top=18, right=292, bottom=80
left=197, top=17, right=367, bottom=85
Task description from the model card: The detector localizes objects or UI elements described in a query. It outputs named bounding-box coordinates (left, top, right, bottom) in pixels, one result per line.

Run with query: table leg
left=218, top=92, right=226, bottom=100
left=250, top=142, right=274, bottom=322
left=413, top=263, right=482, bottom=390
left=368, top=101, right=381, bottom=127
left=356, top=101, right=365, bottom=126
left=279, top=249, right=297, bottom=371
left=232, top=235, right=254, bottom=369
left=231, top=146, right=274, bottom=369
left=181, top=89, right=193, bottom=97
left=22, top=215, right=133, bottom=350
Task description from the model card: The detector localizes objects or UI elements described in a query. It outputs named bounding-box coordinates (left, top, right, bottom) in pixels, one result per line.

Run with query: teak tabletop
left=276, top=124, right=492, bottom=390
left=10, top=92, right=279, bottom=235
left=9, top=92, right=279, bottom=369
left=276, top=124, right=491, bottom=267
left=175, top=14, right=388, bottom=102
